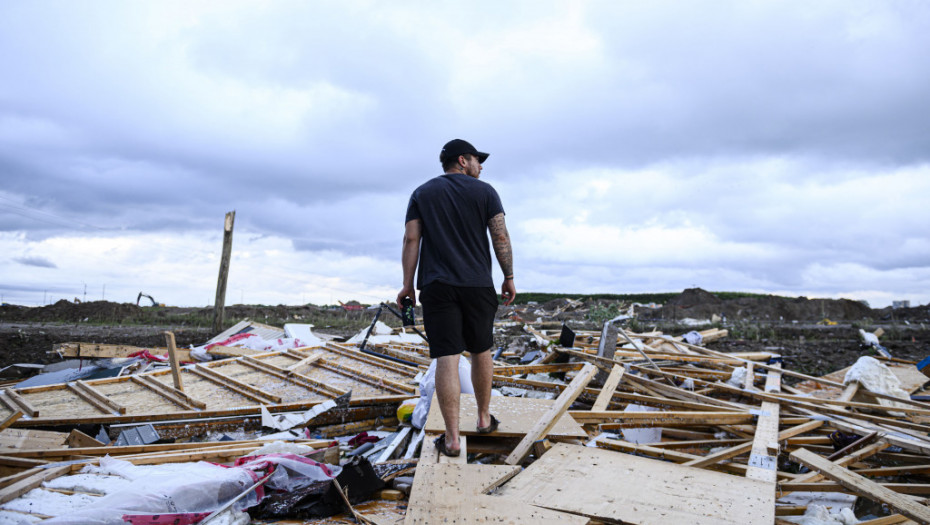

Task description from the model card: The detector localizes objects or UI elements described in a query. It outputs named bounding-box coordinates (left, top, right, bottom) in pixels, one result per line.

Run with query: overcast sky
left=2, top=1, right=928, bottom=309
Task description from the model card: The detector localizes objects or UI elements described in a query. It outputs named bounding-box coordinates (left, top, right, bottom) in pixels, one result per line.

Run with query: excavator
left=136, top=292, right=165, bottom=307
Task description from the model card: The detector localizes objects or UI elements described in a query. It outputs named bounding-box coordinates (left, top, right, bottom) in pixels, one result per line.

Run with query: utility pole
left=212, top=211, right=236, bottom=333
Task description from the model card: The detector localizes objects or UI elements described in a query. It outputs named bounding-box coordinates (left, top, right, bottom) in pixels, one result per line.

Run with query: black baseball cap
left=440, top=139, right=489, bottom=164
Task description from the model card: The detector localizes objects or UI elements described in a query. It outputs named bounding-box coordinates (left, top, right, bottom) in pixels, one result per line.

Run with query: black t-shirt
left=405, top=173, right=505, bottom=289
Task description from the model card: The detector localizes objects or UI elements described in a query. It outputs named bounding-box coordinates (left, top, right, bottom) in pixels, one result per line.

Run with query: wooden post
left=212, top=211, right=236, bottom=333
left=164, top=331, right=184, bottom=392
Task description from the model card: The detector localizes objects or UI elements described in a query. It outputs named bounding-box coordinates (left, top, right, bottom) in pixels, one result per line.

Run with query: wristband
left=504, top=275, right=514, bottom=281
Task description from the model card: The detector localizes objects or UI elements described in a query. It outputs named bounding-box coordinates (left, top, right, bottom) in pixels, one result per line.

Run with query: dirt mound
left=0, top=300, right=145, bottom=324
left=874, top=305, right=930, bottom=323
left=664, top=288, right=723, bottom=307
left=648, top=289, right=875, bottom=322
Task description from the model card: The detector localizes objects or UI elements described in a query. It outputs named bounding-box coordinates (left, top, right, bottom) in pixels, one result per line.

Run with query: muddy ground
left=1, top=289, right=928, bottom=381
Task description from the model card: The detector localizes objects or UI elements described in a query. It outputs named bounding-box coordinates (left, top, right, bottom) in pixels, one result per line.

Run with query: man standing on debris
left=397, top=138, right=515, bottom=457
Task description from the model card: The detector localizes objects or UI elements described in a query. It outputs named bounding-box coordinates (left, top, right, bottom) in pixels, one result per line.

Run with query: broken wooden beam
left=790, top=448, right=930, bottom=524
left=505, top=363, right=597, bottom=465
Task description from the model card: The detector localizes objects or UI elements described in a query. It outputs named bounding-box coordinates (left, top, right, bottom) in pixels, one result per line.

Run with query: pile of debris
left=0, top=306, right=928, bottom=524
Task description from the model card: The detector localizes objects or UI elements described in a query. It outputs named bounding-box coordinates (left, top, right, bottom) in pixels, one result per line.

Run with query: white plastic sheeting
left=411, top=356, right=474, bottom=429
left=41, top=453, right=340, bottom=525
left=346, top=321, right=425, bottom=346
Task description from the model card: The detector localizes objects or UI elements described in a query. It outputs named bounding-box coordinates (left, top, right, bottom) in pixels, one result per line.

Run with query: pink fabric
left=121, top=512, right=210, bottom=524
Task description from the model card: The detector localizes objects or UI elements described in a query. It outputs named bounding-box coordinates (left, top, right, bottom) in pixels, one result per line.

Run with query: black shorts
left=420, top=282, right=498, bottom=359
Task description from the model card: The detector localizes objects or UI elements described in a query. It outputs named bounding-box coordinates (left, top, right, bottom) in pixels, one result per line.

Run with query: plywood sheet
left=0, top=428, right=67, bottom=450
left=495, top=443, right=775, bottom=525
left=404, top=463, right=586, bottom=525
left=423, top=394, right=586, bottom=438
left=889, top=365, right=930, bottom=393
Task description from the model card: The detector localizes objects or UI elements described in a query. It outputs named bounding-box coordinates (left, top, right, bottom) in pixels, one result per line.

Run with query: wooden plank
left=828, top=431, right=881, bottom=461
left=0, top=428, right=67, bottom=451
left=790, top=448, right=930, bottom=524
left=404, top=463, right=585, bottom=525
left=129, top=375, right=204, bottom=410
left=285, top=351, right=325, bottom=371
left=746, top=363, right=782, bottom=483
left=838, top=381, right=860, bottom=402
left=314, top=360, right=415, bottom=394
left=769, top=393, right=930, bottom=416
left=856, top=516, right=913, bottom=525
left=0, top=412, right=22, bottom=432
left=3, top=438, right=329, bottom=460
left=684, top=420, right=824, bottom=468
left=66, top=429, right=105, bottom=448
left=374, top=426, right=412, bottom=464
left=404, top=428, right=425, bottom=460
left=780, top=441, right=888, bottom=493
left=53, top=342, right=192, bottom=362
left=596, top=438, right=755, bottom=477
left=240, top=355, right=347, bottom=398
left=497, top=442, right=775, bottom=525
left=424, top=394, right=586, bottom=439
left=65, top=382, right=117, bottom=415
left=855, top=464, right=930, bottom=476
left=778, top=482, right=930, bottom=495
left=591, top=364, right=624, bottom=412
left=744, top=362, right=755, bottom=389
left=71, top=380, right=127, bottom=414
left=505, top=363, right=597, bottom=465
left=207, top=345, right=263, bottom=358
left=0, top=464, right=71, bottom=504
left=1, top=390, right=38, bottom=417
left=711, top=381, right=930, bottom=434
left=493, top=363, right=585, bottom=376
left=323, top=343, right=420, bottom=376
left=597, top=391, right=747, bottom=413
left=212, top=210, right=235, bottom=332
left=188, top=364, right=281, bottom=404
left=586, top=411, right=756, bottom=428
left=0, top=455, right=48, bottom=468
left=623, top=372, right=749, bottom=410
left=164, top=331, right=185, bottom=392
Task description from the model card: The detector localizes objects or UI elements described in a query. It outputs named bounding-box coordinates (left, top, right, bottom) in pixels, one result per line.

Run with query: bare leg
left=471, top=349, right=494, bottom=429
left=435, top=354, right=461, bottom=451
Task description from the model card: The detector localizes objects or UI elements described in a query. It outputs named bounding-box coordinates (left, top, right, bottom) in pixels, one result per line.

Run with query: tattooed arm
left=488, top=212, right=515, bottom=305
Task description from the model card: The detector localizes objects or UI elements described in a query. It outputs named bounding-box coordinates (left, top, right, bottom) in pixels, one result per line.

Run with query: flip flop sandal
left=434, top=433, right=460, bottom=457
left=476, top=414, right=500, bottom=434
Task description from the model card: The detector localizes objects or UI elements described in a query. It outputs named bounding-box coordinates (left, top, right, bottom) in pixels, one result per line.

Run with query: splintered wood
left=406, top=323, right=930, bottom=524
left=3, top=320, right=929, bottom=525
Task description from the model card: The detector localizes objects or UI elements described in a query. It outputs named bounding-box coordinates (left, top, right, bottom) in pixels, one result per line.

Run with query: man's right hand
left=501, top=279, right=516, bottom=306
left=397, top=286, right=415, bottom=310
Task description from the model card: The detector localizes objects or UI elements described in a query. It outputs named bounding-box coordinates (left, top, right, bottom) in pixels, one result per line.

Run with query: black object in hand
left=401, top=297, right=415, bottom=326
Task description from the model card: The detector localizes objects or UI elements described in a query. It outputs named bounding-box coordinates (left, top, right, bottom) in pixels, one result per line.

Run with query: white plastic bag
left=411, top=356, right=474, bottom=429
